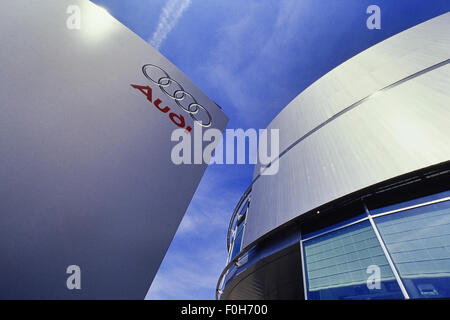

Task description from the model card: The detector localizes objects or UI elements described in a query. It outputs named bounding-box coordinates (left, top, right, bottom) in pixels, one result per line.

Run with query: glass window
left=303, top=220, right=404, bottom=300
left=374, top=199, right=450, bottom=298
left=239, top=199, right=249, bottom=216
left=230, top=222, right=245, bottom=260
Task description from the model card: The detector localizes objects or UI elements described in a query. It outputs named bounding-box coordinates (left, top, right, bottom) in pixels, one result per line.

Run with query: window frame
left=299, top=192, right=450, bottom=300
left=227, top=201, right=249, bottom=264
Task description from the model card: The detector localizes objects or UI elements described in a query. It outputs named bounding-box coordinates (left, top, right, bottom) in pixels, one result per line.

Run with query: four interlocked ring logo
left=142, top=64, right=212, bottom=127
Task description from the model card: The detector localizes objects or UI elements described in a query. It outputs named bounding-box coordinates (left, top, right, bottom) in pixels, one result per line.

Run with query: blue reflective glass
left=303, top=220, right=404, bottom=300
left=375, top=199, right=450, bottom=298
left=239, top=200, right=249, bottom=217
left=231, top=199, right=249, bottom=230
left=230, top=223, right=244, bottom=260
left=370, top=190, right=450, bottom=215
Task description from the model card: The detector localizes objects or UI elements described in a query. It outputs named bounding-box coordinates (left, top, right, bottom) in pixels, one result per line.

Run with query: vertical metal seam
left=299, top=231, right=308, bottom=300
left=363, top=201, right=410, bottom=299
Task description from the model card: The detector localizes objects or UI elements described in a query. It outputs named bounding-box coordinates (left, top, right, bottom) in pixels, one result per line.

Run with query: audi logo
left=142, top=64, right=212, bottom=127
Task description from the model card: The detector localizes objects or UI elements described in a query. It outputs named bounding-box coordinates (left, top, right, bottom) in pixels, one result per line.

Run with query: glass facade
left=220, top=187, right=450, bottom=300
left=301, top=191, right=450, bottom=300
left=303, top=220, right=403, bottom=300
left=228, top=198, right=249, bottom=262
left=231, top=222, right=245, bottom=260
left=375, top=199, right=450, bottom=298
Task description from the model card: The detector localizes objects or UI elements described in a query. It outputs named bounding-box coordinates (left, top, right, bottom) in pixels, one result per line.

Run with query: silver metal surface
left=142, top=64, right=213, bottom=126
left=255, top=12, right=450, bottom=169
left=242, top=12, right=450, bottom=248
left=0, top=0, right=228, bottom=299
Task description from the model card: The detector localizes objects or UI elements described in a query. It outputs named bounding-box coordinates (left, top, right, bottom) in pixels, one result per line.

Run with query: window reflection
left=303, top=220, right=403, bottom=300
left=375, top=199, right=450, bottom=298
left=231, top=222, right=245, bottom=260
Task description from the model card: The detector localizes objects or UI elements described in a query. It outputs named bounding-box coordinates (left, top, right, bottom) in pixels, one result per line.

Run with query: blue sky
left=91, top=0, right=449, bottom=299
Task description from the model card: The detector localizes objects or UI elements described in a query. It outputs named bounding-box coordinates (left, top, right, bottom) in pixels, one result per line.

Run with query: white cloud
left=146, top=243, right=227, bottom=300
left=145, top=1, right=308, bottom=299
left=145, top=166, right=247, bottom=299
left=149, top=0, right=192, bottom=49
left=200, top=0, right=307, bottom=127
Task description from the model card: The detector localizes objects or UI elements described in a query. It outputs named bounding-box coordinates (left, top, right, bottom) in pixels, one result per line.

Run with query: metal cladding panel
left=0, top=0, right=227, bottom=298
left=253, top=12, right=450, bottom=178
left=243, top=13, right=450, bottom=248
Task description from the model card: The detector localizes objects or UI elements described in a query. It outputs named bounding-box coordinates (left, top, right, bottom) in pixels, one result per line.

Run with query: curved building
left=217, top=12, right=450, bottom=300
